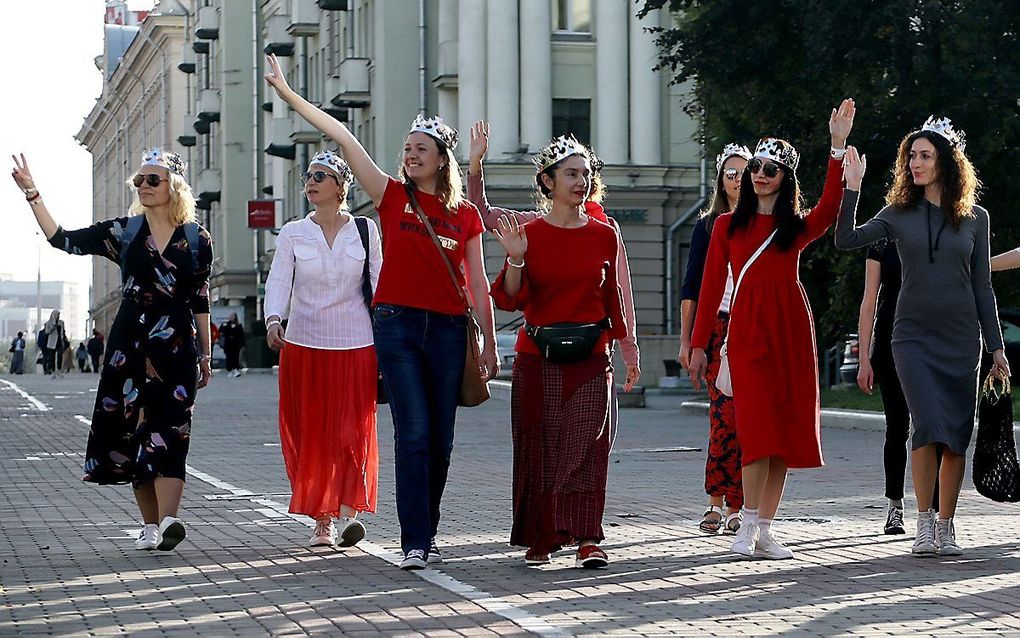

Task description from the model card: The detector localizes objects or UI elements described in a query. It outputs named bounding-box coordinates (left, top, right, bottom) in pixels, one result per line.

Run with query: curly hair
left=126, top=171, right=197, bottom=226
left=727, top=166, right=804, bottom=251
left=398, top=135, right=464, bottom=214
left=885, top=130, right=980, bottom=228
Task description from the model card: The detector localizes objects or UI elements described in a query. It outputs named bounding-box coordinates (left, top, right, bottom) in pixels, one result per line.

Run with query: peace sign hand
left=491, top=214, right=528, bottom=262
left=11, top=154, right=36, bottom=192
left=264, top=53, right=292, bottom=97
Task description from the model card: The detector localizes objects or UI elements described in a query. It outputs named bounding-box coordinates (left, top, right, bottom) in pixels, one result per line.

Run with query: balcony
left=264, top=117, right=296, bottom=160
left=264, top=15, right=294, bottom=57
left=177, top=114, right=196, bottom=147
left=290, top=111, right=321, bottom=145
left=328, top=58, right=371, bottom=108
left=289, top=0, right=320, bottom=37
left=317, top=0, right=348, bottom=9
left=177, top=43, right=196, bottom=74
left=192, top=40, right=209, bottom=55
left=197, top=89, right=220, bottom=123
left=197, top=168, right=221, bottom=202
left=195, top=5, right=219, bottom=40
left=193, top=117, right=211, bottom=135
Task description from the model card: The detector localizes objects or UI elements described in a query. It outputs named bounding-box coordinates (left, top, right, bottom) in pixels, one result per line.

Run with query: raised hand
left=264, top=53, right=292, bottom=97
left=11, top=154, right=36, bottom=192
left=491, top=214, right=528, bottom=261
left=469, top=121, right=490, bottom=167
left=843, top=146, right=866, bottom=190
left=829, top=98, right=855, bottom=148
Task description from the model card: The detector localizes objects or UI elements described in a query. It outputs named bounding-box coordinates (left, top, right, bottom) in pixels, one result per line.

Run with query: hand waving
left=264, top=53, right=292, bottom=97
left=829, top=98, right=856, bottom=148
left=843, top=146, right=867, bottom=191
left=491, top=214, right=528, bottom=261
left=10, top=154, right=36, bottom=192
left=469, top=121, right=490, bottom=166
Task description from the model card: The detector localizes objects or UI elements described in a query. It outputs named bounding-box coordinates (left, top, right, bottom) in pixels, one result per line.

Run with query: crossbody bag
left=352, top=216, right=388, bottom=405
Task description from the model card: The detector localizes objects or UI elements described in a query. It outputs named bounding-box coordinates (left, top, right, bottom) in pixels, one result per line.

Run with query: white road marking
left=0, top=379, right=50, bottom=411
left=74, top=415, right=91, bottom=426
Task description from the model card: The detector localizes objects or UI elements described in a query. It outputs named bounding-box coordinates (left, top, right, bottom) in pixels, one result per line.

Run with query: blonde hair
left=397, top=140, right=464, bottom=214
left=126, top=172, right=197, bottom=226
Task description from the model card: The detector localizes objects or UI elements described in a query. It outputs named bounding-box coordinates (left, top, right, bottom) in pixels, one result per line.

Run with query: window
left=552, top=99, right=591, bottom=145
left=552, top=0, right=591, bottom=33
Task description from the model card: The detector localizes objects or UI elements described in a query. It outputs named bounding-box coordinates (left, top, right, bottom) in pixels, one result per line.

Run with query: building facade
left=0, top=279, right=83, bottom=343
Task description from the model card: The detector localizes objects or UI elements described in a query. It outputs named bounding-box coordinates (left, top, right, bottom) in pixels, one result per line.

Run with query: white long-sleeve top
left=264, top=213, right=382, bottom=350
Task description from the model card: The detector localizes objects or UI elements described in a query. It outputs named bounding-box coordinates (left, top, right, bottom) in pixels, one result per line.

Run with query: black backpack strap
left=183, top=222, right=201, bottom=271
left=353, top=216, right=373, bottom=309
left=119, top=215, right=145, bottom=282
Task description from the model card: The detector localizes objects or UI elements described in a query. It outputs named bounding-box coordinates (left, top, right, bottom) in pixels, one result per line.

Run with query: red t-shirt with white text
left=372, top=178, right=485, bottom=316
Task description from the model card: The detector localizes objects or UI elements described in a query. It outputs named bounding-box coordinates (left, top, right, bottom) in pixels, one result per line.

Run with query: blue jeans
left=373, top=304, right=467, bottom=555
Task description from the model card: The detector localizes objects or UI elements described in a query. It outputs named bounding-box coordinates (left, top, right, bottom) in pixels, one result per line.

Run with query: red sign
left=247, top=200, right=277, bottom=229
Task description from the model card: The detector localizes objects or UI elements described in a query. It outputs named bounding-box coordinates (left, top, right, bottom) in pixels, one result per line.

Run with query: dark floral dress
left=49, top=216, right=213, bottom=487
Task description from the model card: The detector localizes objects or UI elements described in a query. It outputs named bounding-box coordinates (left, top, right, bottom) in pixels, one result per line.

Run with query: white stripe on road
left=0, top=379, right=50, bottom=411
left=74, top=415, right=91, bottom=426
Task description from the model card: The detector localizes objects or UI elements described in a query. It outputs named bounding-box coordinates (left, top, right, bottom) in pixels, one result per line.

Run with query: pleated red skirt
left=278, top=342, right=378, bottom=516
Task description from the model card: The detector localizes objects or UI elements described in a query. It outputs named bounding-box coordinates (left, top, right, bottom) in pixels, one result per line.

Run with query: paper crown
left=533, top=135, right=605, bottom=174
left=920, top=116, right=966, bottom=151
left=754, top=137, right=800, bottom=172
left=141, top=147, right=186, bottom=176
left=409, top=114, right=458, bottom=150
left=715, top=143, right=753, bottom=174
left=308, top=150, right=354, bottom=186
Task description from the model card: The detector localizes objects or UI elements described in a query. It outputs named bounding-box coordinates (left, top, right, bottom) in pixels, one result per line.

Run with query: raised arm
left=466, top=121, right=541, bottom=230
left=265, top=54, right=389, bottom=206
left=991, top=248, right=1020, bottom=272
left=802, top=99, right=855, bottom=243
left=834, top=147, right=893, bottom=250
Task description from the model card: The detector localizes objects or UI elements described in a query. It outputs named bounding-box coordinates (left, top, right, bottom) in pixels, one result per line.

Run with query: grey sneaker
left=935, top=518, right=962, bottom=556
left=911, top=510, right=937, bottom=556
left=884, top=506, right=905, bottom=535
left=730, top=521, right=760, bottom=558
left=400, top=549, right=427, bottom=570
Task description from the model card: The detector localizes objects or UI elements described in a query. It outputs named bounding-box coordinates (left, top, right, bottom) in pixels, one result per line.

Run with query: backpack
left=353, top=217, right=374, bottom=309
left=119, top=216, right=201, bottom=283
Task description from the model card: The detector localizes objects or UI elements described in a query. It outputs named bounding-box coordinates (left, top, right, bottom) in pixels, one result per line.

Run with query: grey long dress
left=835, top=189, right=1003, bottom=455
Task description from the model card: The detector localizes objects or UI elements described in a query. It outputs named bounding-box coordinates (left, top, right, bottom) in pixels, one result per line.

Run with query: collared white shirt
left=264, top=213, right=382, bottom=350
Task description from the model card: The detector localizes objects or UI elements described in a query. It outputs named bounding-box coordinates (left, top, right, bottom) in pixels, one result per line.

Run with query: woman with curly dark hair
left=835, top=118, right=1009, bottom=557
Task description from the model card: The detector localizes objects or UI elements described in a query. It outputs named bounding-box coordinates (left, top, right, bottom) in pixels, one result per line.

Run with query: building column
left=485, top=0, right=519, bottom=159
left=519, top=0, right=551, bottom=153
left=457, top=0, right=485, bottom=160
left=629, top=7, right=661, bottom=164
left=436, top=0, right=459, bottom=129
left=595, top=0, right=628, bottom=163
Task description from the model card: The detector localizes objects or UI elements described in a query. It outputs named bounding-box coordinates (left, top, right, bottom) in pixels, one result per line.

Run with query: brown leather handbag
left=404, top=184, right=490, bottom=407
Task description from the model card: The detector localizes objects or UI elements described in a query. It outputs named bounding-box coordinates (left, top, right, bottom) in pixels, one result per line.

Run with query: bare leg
left=911, top=444, right=939, bottom=512
left=154, top=477, right=185, bottom=520
left=758, top=457, right=789, bottom=520
left=740, top=457, right=770, bottom=511
left=936, top=449, right=966, bottom=518
left=133, top=483, right=159, bottom=524
left=340, top=504, right=358, bottom=519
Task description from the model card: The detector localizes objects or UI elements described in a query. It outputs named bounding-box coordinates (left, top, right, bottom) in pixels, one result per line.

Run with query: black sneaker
left=428, top=538, right=443, bottom=564
left=400, top=549, right=427, bottom=570
left=884, top=506, right=906, bottom=535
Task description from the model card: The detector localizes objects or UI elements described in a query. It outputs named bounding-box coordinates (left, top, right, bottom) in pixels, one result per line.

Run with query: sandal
left=699, top=505, right=724, bottom=534
left=722, top=511, right=742, bottom=535
left=575, top=544, right=609, bottom=569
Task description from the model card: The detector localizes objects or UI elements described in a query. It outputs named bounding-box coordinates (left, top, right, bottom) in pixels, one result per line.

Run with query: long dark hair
left=886, top=130, right=979, bottom=229
left=727, top=165, right=803, bottom=251
left=700, top=170, right=731, bottom=232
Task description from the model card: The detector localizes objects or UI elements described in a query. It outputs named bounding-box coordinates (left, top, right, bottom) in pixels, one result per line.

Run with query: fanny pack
left=525, top=319, right=610, bottom=364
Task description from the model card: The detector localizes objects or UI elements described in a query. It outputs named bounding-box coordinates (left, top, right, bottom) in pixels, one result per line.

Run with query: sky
left=0, top=0, right=155, bottom=300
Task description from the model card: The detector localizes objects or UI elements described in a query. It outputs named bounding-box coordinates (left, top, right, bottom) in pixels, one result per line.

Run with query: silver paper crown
left=920, top=115, right=966, bottom=151
left=409, top=114, right=458, bottom=150
left=141, top=147, right=186, bottom=176
left=754, top=137, right=800, bottom=172
left=308, top=150, right=354, bottom=187
left=715, top=143, right=753, bottom=174
left=533, top=135, right=605, bottom=174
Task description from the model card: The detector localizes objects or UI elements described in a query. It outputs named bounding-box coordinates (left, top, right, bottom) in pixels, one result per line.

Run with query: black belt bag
left=525, top=319, right=610, bottom=364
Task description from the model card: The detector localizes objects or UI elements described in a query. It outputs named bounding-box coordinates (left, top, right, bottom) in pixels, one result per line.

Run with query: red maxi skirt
left=278, top=342, right=379, bottom=517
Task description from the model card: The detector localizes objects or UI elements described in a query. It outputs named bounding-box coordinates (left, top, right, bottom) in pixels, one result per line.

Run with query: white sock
left=144, top=523, right=157, bottom=532
left=743, top=507, right=759, bottom=526
left=758, top=518, right=773, bottom=531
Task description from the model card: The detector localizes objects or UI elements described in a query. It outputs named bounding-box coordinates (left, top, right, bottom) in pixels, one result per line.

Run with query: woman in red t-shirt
left=265, top=55, right=499, bottom=570
left=491, top=136, right=627, bottom=569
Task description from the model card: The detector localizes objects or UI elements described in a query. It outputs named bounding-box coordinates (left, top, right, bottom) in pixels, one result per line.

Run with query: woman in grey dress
left=835, top=117, right=1009, bottom=557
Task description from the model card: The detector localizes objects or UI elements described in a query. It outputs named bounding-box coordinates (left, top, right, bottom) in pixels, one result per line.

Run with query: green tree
left=641, top=0, right=1020, bottom=347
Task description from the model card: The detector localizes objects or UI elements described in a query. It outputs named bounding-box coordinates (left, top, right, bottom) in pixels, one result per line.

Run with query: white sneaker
left=156, top=516, right=186, bottom=551
left=400, top=549, right=427, bottom=570
left=134, top=524, right=158, bottom=550
left=754, top=527, right=795, bottom=560
left=911, top=510, right=937, bottom=556
left=337, top=517, right=365, bottom=547
left=731, top=521, right=760, bottom=557
left=935, top=518, right=963, bottom=556
left=309, top=519, right=336, bottom=547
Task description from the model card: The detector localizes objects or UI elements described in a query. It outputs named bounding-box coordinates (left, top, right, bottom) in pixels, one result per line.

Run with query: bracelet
left=830, top=146, right=847, bottom=159
left=266, top=319, right=282, bottom=329
left=24, top=188, right=38, bottom=198
left=199, top=354, right=211, bottom=362
left=26, top=191, right=41, bottom=202
left=507, top=256, right=525, bottom=269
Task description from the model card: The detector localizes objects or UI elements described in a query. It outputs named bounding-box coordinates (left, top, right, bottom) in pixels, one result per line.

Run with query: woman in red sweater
left=491, top=135, right=627, bottom=569
left=265, top=55, right=498, bottom=570
left=688, top=99, right=855, bottom=560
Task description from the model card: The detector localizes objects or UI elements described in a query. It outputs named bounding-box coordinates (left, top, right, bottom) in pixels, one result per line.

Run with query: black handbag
left=353, top=217, right=388, bottom=405
left=972, top=374, right=1020, bottom=502
left=525, top=319, right=609, bottom=364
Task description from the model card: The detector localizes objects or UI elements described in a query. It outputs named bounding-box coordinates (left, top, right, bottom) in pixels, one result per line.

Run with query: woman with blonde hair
left=265, top=54, right=498, bottom=570
left=11, top=148, right=214, bottom=552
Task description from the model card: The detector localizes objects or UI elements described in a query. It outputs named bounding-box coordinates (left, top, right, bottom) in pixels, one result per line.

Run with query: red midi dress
left=691, top=157, right=844, bottom=468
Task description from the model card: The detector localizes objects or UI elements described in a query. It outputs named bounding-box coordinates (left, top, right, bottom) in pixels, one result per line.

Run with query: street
left=2, top=372, right=1019, bottom=636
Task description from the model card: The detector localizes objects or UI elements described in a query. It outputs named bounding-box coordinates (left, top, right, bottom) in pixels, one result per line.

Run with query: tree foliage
left=641, top=0, right=1020, bottom=346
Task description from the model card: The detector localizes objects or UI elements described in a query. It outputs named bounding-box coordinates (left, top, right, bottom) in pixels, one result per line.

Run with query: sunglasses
left=300, top=170, right=340, bottom=185
left=747, top=158, right=782, bottom=179
left=133, top=174, right=169, bottom=188
left=723, top=168, right=743, bottom=181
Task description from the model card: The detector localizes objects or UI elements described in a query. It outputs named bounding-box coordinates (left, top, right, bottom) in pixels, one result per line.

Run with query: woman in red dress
left=689, top=99, right=856, bottom=560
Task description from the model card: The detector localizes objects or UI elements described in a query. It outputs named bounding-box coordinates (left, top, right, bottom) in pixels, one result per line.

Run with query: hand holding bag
left=404, top=184, right=490, bottom=407
left=715, top=229, right=777, bottom=396
left=972, top=373, right=1020, bottom=502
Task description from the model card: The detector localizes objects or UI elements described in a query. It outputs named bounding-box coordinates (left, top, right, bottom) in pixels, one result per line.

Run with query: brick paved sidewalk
left=2, top=373, right=1019, bottom=637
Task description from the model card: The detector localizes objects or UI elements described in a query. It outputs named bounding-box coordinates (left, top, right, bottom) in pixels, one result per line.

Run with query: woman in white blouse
left=264, top=150, right=383, bottom=548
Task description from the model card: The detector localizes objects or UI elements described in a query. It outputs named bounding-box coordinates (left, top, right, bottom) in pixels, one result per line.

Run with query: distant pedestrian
left=86, top=329, right=104, bottom=373
left=9, top=331, right=26, bottom=374
left=76, top=342, right=88, bottom=372
left=37, top=327, right=50, bottom=374
left=44, top=310, right=67, bottom=379
left=217, top=313, right=245, bottom=378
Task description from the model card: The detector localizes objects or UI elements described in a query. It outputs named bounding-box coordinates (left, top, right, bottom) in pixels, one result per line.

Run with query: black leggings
left=874, top=350, right=940, bottom=503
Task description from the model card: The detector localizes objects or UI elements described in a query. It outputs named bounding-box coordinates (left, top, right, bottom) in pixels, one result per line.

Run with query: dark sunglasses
left=723, top=168, right=743, bottom=181
left=133, top=174, right=169, bottom=188
left=747, top=158, right=782, bottom=179
left=300, top=170, right=340, bottom=185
